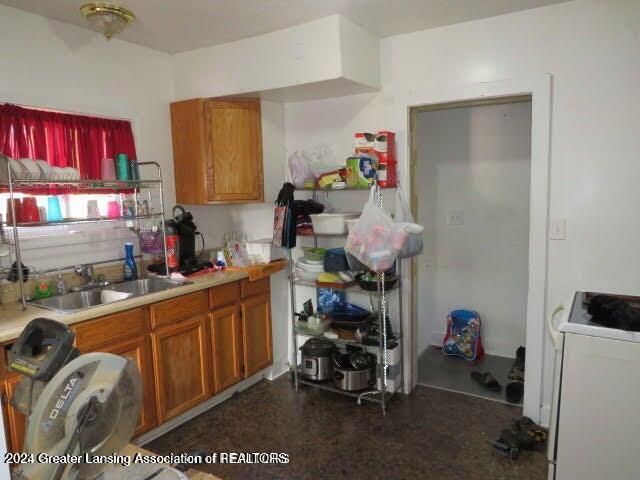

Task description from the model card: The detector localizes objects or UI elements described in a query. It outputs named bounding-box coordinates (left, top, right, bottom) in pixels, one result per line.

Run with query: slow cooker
left=332, top=349, right=376, bottom=391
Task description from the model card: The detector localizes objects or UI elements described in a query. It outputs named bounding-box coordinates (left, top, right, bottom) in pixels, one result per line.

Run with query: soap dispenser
left=124, top=242, right=137, bottom=280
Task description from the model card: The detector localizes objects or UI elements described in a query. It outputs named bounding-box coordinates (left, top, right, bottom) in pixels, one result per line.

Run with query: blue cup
left=47, top=196, right=62, bottom=222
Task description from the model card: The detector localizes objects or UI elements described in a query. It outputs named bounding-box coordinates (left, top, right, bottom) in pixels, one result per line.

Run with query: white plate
left=295, top=267, right=322, bottom=282
left=302, top=258, right=324, bottom=265
left=17, top=158, right=41, bottom=180
left=296, top=259, right=324, bottom=271
left=34, top=160, right=53, bottom=180
left=51, top=166, right=65, bottom=180
left=8, top=158, right=26, bottom=179
left=63, top=167, right=80, bottom=180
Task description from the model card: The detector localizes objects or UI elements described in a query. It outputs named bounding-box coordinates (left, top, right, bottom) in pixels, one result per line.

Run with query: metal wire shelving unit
left=288, top=184, right=403, bottom=414
left=0, top=161, right=170, bottom=309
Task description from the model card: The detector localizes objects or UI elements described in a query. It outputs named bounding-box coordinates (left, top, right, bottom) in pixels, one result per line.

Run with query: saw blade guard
left=20, top=352, right=142, bottom=480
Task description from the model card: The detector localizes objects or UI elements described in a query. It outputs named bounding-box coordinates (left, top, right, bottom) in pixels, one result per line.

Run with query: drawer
left=209, top=281, right=240, bottom=309
left=74, top=307, right=149, bottom=351
left=151, top=290, right=209, bottom=329
left=240, top=277, right=270, bottom=299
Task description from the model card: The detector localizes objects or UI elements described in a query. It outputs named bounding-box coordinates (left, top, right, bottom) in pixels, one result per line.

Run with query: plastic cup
left=101, top=157, right=116, bottom=181
left=22, top=197, right=40, bottom=224
left=47, top=197, right=63, bottom=222
left=107, top=201, right=121, bottom=219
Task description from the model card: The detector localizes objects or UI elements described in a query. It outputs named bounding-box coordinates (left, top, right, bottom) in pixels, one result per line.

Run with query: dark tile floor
left=147, top=376, right=548, bottom=480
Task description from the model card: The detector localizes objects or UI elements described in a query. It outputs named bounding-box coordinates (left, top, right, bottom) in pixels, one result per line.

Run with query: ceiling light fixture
left=79, top=3, right=135, bottom=40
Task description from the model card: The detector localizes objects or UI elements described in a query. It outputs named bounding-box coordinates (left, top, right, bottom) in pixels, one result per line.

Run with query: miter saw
left=8, top=318, right=188, bottom=480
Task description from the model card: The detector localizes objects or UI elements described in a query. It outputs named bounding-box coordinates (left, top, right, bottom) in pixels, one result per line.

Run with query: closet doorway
left=412, top=96, right=532, bottom=407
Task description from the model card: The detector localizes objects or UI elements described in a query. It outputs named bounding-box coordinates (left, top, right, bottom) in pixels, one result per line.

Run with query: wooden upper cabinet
left=170, top=98, right=264, bottom=204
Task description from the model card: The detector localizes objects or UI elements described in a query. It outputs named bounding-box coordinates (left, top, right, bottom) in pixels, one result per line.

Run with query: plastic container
left=346, top=218, right=359, bottom=233
left=303, top=247, right=326, bottom=262
left=309, top=213, right=360, bottom=235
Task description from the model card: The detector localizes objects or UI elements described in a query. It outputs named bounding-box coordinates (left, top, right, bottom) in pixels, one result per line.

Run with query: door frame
left=395, top=75, right=552, bottom=422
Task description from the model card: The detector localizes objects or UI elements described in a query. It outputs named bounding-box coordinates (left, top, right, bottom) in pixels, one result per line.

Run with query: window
left=0, top=103, right=137, bottom=179
left=0, top=103, right=139, bottom=224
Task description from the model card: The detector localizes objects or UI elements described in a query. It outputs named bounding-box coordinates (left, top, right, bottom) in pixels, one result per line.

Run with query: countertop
left=0, top=270, right=249, bottom=344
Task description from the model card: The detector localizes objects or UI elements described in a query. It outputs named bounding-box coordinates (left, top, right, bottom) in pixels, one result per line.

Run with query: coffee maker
left=166, top=206, right=199, bottom=270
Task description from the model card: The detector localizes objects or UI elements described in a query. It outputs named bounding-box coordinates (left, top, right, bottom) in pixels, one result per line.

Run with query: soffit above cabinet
left=173, top=15, right=380, bottom=103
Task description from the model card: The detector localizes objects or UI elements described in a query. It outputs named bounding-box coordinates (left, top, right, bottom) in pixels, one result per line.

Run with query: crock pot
left=332, top=349, right=376, bottom=391
left=300, top=338, right=336, bottom=381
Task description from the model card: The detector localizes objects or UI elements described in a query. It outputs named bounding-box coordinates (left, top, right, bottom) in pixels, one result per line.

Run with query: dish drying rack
left=287, top=183, right=403, bottom=415
left=0, top=160, right=170, bottom=309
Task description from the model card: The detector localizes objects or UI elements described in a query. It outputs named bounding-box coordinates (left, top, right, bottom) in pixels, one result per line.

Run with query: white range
left=547, top=291, right=640, bottom=480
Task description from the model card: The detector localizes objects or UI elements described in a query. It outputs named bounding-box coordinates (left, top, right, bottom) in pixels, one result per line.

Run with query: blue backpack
left=442, top=309, right=484, bottom=361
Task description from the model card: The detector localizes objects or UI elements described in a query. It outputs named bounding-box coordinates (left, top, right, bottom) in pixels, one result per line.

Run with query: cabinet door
left=170, top=99, right=209, bottom=204
left=3, top=375, right=25, bottom=453
left=205, top=99, right=263, bottom=203
left=210, top=305, right=243, bottom=393
left=152, top=314, right=212, bottom=423
left=95, top=336, right=157, bottom=438
left=241, top=294, right=273, bottom=378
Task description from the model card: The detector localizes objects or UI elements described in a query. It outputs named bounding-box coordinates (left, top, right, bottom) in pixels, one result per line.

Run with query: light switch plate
left=446, top=210, right=464, bottom=226
left=549, top=219, right=566, bottom=240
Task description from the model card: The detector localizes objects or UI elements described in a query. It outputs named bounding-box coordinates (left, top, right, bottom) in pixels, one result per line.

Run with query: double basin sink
left=28, top=277, right=191, bottom=313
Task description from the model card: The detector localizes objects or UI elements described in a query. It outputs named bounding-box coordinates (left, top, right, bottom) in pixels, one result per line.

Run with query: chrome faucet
left=69, top=264, right=111, bottom=293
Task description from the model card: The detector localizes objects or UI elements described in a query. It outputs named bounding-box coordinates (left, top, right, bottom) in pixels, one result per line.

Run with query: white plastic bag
left=287, top=151, right=314, bottom=188
left=287, top=144, right=341, bottom=188
left=396, top=187, right=424, bottom=258
left=345, top=188, right=407, bottom=272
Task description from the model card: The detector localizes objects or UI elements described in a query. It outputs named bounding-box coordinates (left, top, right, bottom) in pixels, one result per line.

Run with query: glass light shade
left=80, top=4, right=135, bottom=40
left=86, top=11, right=128, bottom=39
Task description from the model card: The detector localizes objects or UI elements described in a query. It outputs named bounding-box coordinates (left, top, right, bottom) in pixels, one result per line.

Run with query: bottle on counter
left=55, top=272, right=67, bottom=295
left=34, top=273, right=51, bottom=299
left=124, top=242, right=137, bottom=281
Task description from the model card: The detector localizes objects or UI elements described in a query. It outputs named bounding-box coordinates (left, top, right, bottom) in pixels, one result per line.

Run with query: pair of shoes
left=490, top=415, right=548, bottom=460
left=506, top=346, right=525, bottom=403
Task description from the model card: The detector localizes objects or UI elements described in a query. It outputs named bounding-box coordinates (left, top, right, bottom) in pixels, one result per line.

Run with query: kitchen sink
left=109, top=277, right=188, bottom=296
left=29, top=277, right=191, bottom=313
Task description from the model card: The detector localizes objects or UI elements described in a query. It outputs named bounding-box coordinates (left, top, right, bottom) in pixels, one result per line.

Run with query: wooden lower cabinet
left=210, top=305, right=243, bottom=393
left=0, top=280, right=274, bottom=449
left=241, top=293, right=273, bottom=378
left=95, top=336, right=157, bottom=437
left=152, top=314, right=212, bottom=423
left=3, top=375, right=25, bottom=453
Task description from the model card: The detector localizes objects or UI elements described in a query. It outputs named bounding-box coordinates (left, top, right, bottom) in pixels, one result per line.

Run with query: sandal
left=506, top=381, right=524, bottom=403
left=512, top=416, right=548, bottom=443
left=471, top=371, right=502, bottom=392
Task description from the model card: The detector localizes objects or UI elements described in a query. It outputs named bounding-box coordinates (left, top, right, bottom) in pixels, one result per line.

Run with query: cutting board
left=226, top=258, right=287, bottom=281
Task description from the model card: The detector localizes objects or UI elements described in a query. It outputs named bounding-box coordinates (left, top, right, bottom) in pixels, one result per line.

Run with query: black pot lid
left=300, top=337, right=335, bottom=356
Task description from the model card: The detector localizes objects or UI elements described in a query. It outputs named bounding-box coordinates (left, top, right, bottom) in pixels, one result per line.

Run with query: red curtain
left=0, top=103, right=137, bottom=180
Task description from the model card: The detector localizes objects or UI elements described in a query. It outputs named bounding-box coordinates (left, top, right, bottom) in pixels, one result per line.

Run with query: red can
left=166, top=235, right=180, bottom=269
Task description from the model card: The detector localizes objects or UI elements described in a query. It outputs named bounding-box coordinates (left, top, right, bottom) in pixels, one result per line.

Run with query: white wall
left=0, top=4, right=175, bottom=269
left=283, top=0, right=640, bottom=422
left=415, top=102, right=532, bottom=358
left=173, top=14, right=379, bottom=102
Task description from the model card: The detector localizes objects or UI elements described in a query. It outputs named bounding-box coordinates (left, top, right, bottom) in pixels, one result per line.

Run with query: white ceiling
left=0, top=0, right=571, bottom=54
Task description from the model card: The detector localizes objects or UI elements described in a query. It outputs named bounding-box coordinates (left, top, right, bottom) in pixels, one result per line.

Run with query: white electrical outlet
left=549, top=219, right=567, bottom=240
left=446, top=210, right=464, bottom=226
